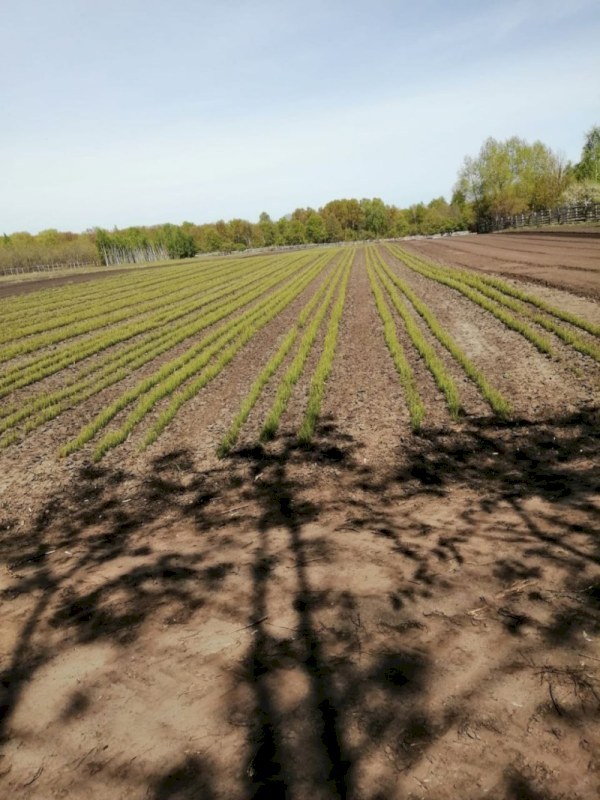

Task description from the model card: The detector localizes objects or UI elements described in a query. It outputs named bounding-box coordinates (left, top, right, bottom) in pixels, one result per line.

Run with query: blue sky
left=2, top=0, right=599, bottom=233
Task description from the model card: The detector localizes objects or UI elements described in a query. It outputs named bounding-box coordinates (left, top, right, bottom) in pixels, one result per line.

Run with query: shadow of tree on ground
left=0, top=408, right=598, bottom=798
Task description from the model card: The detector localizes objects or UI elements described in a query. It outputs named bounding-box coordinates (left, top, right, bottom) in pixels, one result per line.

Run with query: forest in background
left=2, top=126, right=599, bottom=271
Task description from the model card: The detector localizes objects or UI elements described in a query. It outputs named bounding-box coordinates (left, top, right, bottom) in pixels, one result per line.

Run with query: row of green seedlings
left=0, top=254, right=254, bottom=358
left=145, top=253, right=350, bottom=451
left=1, top=253, right=218, bottom=343
left=0, top=253, right=252, bottom=346
left=387, top=245, right=600, bottom=362
left=0, top=249, right=308, bottom=361
left=0, top=249, right=312, bottom=398
left=59, top=251, right=336, bottom=461
left=0, top=257, right=290, bottom=437
left=260, top=253, right=352, bottom=443
left=297, top=252, right=351, bottom=444
left=0, top=249, right=315, bottom=402
left=389, top=245, right=552, bottom=355
left=0, top=252, right=328, bottom=452
left=368, top=248, right=458, bottom=425
left=375, top=249, right=511, bottom=416
left=0, top=253, right=291, bottom=405
left=1, top=251, right=337, bottom=451
left=367, top=246, right=510, bottom=430
left=0, top=254, right=218, bottom=338
left=400, top=244, right=600, bottom=338
left=79, top=253, right=334, bottom=460
left=366, top=250, right=424, bottom=429
left=3, top=250, right=307, bottom=342
left=218, top=250, right=352, bottom=454
left=1, top=252, right=214, bottom=324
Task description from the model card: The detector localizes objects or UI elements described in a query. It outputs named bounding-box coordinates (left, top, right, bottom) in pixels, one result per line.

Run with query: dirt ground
left=1, top=244, right=599, bottom=799
left=405, top=232, right=600, bottom=299
left=0, top=262, right=190, bottom=300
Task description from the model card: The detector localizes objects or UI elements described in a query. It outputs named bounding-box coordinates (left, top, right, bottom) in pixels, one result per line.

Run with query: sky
left=1, top=0, right=599, bottom=233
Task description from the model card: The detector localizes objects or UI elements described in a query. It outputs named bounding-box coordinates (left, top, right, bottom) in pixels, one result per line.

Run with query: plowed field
left=406, top=231, right=600, bottom=298
left=1, top=241, right=599, bottom=800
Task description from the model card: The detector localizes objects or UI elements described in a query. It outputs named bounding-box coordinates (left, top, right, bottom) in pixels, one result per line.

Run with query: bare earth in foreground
left=1, top=244, right=599, bottom=799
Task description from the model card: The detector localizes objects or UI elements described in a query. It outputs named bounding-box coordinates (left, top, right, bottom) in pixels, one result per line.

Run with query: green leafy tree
left=285, top=219, right=306, bottom=245
left=258, top=212, right=277, bottom=246
left=361, top=198, right=388, bottom=237
left=323, top=213, right=343, bottom=242
left=291, top=207, right=313, bottom=224
left=229, top=218, right=253, bottom=248
left=575, top=125, right=600, bottom=182
left=275, top=217, right=290, bottom=245
left=37, top=229, right=61, bottom=247
left=419, top=197, right=461, bottom=234
left=408, top=203, right=427, bottom=232
left=95, top=229, right=112, bottom=264
left=456, top=136, right=570, bottom=226
left=158, top=224, right=197, bottom=259
left=321, top=199, right=364, bottom=233
left=305, top=212, right=327, bottom=243
left=519, top=141, right=570, bottom=210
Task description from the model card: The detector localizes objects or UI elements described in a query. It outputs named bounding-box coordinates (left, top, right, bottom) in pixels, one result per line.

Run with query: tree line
left=1, top=125, right=598, bottom=270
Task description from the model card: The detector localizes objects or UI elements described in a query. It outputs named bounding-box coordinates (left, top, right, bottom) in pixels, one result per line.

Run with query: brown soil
left=1, top=246, right=599, bottom=799
left=0, top=267, right=149, bottom=299
left=405, top=233, right=600, bottom=299
left=499, top=227, right=600, bottom=238
left=0, top=255, right=218, bottom=299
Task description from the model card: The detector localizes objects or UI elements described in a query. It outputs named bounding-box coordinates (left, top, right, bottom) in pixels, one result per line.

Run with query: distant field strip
left=371, top=247, right=510, bottom=419
left=386, top=245, right=600, bottom=362
left=0, top=254, right=310, bottom=445
left=1, top=256, right=222, bottom=333
left=0, top=254, right=280, bottom=385
left=0, top=261, right=248, bottom=347
left=0, top=257, right=223, bottom=339
left=0, top=253, right=269, bottom=322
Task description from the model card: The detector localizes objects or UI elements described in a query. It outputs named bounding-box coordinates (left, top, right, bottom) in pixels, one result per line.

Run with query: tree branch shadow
left=0, top=407, right=598, bottom=797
